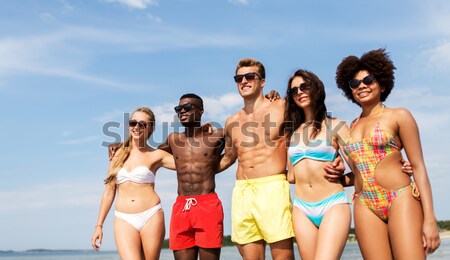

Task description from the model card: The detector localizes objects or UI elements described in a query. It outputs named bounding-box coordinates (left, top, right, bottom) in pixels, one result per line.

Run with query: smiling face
left=177, top=97, right=203, bottom=127
left=129, top=111, right=153, bottom=142
left=290, top=76, right=311, bottom=109
left=235, top=66, right=265, bottom=98
left=351, top=70, right=384, bottom=106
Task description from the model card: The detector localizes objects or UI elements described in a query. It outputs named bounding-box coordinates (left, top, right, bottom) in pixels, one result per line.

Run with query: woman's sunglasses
left=174, top=103, right=200, bottom=114
left=348, top=75, right=376, bottom=89
left=289, top=83, right=311, bottom=96
left=129, top=120, right=149, bottom=129
left=234, top=72, right=262, bottom=83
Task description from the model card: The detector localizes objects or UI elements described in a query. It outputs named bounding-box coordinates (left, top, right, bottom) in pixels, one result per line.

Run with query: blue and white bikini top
left=116, top=166, right=155, bottom=184
left=288, top=139, right=337, bottom=165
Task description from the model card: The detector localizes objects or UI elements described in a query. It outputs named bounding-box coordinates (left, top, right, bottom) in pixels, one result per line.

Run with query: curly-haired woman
left=336, top=48, right=440, bottom=259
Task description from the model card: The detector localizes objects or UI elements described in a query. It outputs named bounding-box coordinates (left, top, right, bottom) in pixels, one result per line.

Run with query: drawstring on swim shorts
left=242, top=173, right=258, bottom=195
left=182, top=198, right=198, bottom=212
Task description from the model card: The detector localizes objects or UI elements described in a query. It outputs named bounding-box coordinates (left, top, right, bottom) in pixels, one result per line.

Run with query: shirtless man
left=159, top=93, right=227, bottom=260
left=109, top=91, right=283, bottom=259
left=216, top=58, right=414, bottom=260
left=215, top=58, right=297, bottom=260
left=218, top=58, right=348, bottom=259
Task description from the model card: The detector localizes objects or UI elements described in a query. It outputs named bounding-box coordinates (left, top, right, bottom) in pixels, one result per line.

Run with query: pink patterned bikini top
left=116, top=166, right=155, bottom=184
left=343, top=107, right=400, bottom=183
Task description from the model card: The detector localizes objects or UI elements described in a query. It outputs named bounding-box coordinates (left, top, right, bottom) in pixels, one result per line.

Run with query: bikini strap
left=375, top=104, right=386, bottom=128
left=349, top=117, right=360, bottom=131
left=378, top=105, right=385, bottom=120
left=349, top=104, right=384, bottom=131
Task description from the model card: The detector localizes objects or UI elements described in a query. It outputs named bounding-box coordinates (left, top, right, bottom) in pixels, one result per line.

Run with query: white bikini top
left=116, top=166, right=155, bottom=184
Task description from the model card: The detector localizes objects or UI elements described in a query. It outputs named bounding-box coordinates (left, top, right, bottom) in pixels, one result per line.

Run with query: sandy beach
left=440, top=230, right=450, bottom=240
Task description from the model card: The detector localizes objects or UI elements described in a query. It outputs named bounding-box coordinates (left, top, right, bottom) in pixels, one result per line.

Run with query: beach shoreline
left=346, top=230, right=450, bottom=243
left=440, top=230, right=450, bottom=240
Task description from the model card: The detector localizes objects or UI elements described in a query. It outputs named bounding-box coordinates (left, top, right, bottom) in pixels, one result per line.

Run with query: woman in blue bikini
left=91, top=107, right=175, bottom=260
left=284, top=69, right=353, bottom=260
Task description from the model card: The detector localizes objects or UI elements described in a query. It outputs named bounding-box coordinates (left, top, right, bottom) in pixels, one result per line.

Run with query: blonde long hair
left=104, top=107, right=155, bottom=185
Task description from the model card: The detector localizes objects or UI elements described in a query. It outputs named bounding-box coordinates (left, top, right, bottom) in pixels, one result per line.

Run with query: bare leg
left=114, top=217, right=144, bottom=260
left=174, top=247, right=198, bottom=260
left=198, top=247, right=221, bottom=260
left=140, top=210, right=165, bottom=260
left=354, top=200, right=393, bottom=260
left=237, top=240, right=265, bottom=260
left=389, top=188, right=425, bottom=259
left=292, top=207, right=318, bottom=260
left=269, top=238, right=294, bottom=260
left=315, top=204, right=351, bottom=260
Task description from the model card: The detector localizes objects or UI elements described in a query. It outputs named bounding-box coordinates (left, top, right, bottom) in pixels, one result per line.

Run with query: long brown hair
left=104, top=107, right=155, bottom=185
left=284, top=69, right=327, bottom=139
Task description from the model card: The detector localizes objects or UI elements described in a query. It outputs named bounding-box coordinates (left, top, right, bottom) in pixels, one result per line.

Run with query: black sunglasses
left=289, top=83, right=311, bottom=96
left=129, top=120, right=149, bottom=129
left=348, top=75, right=376, bottom=89
left=174, top=103, right=201, bottom=113
left=234, top=72, right=262, bottom=83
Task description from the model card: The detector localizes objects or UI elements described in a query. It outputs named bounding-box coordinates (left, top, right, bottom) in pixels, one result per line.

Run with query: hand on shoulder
left=108, top=142, right=123, bottom=161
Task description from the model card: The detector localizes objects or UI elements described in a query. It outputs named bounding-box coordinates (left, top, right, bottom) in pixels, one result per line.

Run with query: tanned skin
left=158, top=96, right=227, bottom=260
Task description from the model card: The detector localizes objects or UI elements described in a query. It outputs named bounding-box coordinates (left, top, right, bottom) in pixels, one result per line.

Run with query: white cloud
left=203, top=92, right=242, bottom=124
left=0, top=26, right=252, bottom=90
left=0, top=30, right=137, bottom=90
left=105, top=0, right=158, bottom=9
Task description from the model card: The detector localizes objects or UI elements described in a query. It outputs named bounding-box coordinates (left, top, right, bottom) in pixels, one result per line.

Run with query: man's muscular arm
left=216, top=119, right=237, bottom=173
left=157, top=134, right=173, bottom=154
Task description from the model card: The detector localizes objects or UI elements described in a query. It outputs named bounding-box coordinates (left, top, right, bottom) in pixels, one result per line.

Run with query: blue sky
left=1, top=0, right=450, bottom=251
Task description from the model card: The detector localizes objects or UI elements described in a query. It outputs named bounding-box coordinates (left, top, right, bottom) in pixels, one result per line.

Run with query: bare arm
left=91, top=162, right=116, bottom=251
left=217, top=119, right=237, bottom=173
left=286, top=155, right=295, bottom=184
left=397, top=108, right=440, bottom=254
left=157, top=136, right=172, bottom=154
left=323, top=119, right=348, bottom=182
left=153, top=148, right=176, bottom=171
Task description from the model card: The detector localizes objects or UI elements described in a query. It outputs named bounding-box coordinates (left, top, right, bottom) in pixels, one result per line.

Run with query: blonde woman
left=91, top=107, right=175, bottom=260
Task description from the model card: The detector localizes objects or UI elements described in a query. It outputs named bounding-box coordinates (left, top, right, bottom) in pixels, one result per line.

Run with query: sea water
left=1, top=239, right=449, bottom=259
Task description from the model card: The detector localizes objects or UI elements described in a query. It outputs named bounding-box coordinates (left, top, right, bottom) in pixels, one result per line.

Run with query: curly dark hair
left=335, top=48, right=396, bottom=105
left=283, top=69, right=328, bottom=139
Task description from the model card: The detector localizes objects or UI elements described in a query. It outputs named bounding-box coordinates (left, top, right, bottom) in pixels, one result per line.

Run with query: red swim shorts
left=169, top=192, right=223, bottom=250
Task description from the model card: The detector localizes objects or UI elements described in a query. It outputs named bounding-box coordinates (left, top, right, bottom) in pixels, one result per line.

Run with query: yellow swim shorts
left=231, top=174, right=294, bottom=244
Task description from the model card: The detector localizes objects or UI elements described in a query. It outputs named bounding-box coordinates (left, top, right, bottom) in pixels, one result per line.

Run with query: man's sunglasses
left=174, top=103, right=201, bottom=114
left=234, top=72, right=262, bottom=83
left=289, top=83, right=311, bottom=96
left=129, top=120, right=149, bottom=129
left=348, top=75, right=376, bottom=89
